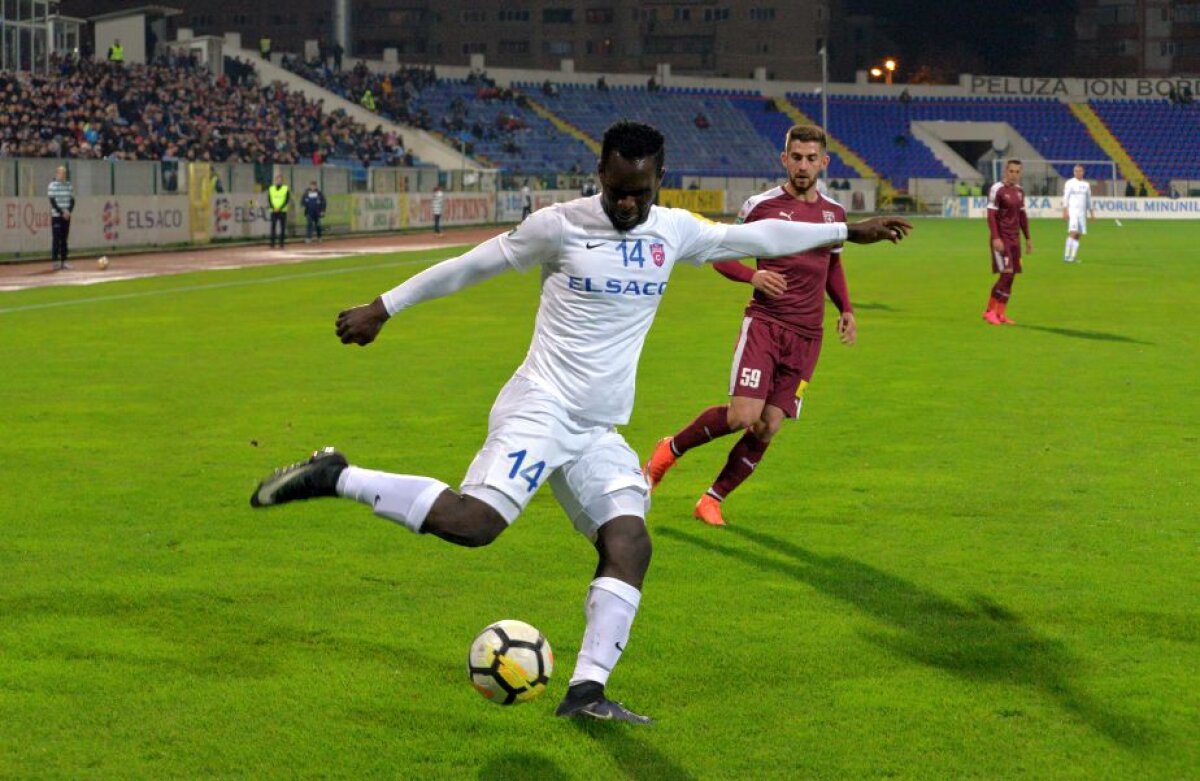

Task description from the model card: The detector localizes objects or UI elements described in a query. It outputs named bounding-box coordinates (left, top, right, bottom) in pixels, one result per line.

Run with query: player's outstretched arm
left=845, top=217, right=913, bottom=244
left=711, top=219, right=846, bottom=261
left=335, top=236, right=514, bottom=346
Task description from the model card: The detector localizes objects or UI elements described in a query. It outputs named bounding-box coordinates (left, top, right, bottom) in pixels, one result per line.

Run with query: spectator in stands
left=694, top=113, right=710, bottom=130
left=361, top=88, right=377, bottom=112
left=1138, top=181, right=1148, bottom=197
left=647, top=76, right=659, bottom=92
left=899, top=89, right=912, bottom=104
left=581, top=177, right=597, bottom=197
left=107, top=39, right=125, bottom=65
left=1125, top=180, right=1135, bottom=197
left=542, top=80, right=559, bottom=97
left=597, top=76, right=608, bottom=92
left=161, top=145, right=180, bottom=192
left=302, top=180, right=327, bottom=243
left=332, top=42, right=344, bottom=71
left=260, top=37, right=272, bottom=61
left=48, top=165, right=74, bottom=270
left=1181, top=85, right=1195, bottom=105
left=268, top=173, right=291, bottom=248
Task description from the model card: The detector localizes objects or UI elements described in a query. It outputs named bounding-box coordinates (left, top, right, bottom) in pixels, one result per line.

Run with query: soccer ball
left=467, top=620, right=553, bottom=705
left=97, top=256, right=109, bottom=270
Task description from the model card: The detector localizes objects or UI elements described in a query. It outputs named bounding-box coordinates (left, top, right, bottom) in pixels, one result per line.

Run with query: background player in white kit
left=1062, top=165, right=1094, bottom=263
left=250, top=121, right=911, bottom=724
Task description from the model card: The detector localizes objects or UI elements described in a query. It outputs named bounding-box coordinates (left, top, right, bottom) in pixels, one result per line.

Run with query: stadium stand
left=280, top=58, right=595, bottom=176
left=1088, top=99, right=1200, bottom=194
left=784, top=94, right=1110, bottom=189
left=0, top=53, right=410, bottom=166
left=14, top=48, right=1196, bottom=199
left=729, top=95, right=858, bottom=179
left=523, top=83, right=783, bottom=181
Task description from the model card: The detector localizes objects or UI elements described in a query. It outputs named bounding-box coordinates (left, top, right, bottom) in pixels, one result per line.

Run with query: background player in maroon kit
left=644, top=124, right=856, bottom=526
left=984, top=159, right=1033, bottom=325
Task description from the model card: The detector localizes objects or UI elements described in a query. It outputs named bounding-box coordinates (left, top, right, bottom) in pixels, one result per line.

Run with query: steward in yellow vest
left=268, top=176, right=290, bottom=248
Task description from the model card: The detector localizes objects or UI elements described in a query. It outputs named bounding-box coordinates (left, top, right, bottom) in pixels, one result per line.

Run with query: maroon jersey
left=713, top=186, right=849, bottom=338
left=987, top=181, right=1029, bottom=242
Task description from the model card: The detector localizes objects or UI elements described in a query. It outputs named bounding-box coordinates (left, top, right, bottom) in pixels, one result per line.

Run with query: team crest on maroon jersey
left=650, top=242, right=666, bottom=266
left=822, top=210, right=836, bottom=223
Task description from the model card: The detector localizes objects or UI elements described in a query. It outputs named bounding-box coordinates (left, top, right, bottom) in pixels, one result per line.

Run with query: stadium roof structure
left=87, top=4, right=181, bottom=23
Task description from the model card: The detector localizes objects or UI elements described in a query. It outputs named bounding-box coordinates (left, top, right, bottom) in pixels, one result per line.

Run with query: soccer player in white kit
left=1062, top=164, right=1094, bottom=263
left=250, top=121, right=911, bottom=723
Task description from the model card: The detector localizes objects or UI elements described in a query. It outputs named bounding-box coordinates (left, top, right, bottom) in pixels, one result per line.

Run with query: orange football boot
left=644, top=437, right=677, bottom=491
left=693, top=494, right=727, bottom=527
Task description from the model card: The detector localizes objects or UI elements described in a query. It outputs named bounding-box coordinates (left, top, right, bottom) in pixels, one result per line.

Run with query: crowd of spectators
left=0, top=52, right=409, bottom=166
left=279, top=58, right=554, bottom=169
left=279, top=55, right=438, bottom=131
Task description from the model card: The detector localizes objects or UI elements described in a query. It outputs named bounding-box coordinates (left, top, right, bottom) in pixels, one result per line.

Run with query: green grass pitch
left=1, top=218, right=1196, bottom=780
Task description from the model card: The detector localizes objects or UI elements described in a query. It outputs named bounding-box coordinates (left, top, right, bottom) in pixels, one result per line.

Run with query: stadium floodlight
left=819, top=46, right=829, bottom=135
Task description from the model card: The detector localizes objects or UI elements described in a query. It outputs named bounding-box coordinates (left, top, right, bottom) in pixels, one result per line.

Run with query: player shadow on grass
left=657, top=526, right=1156, bottom=750
left=1016, top=324, right=1152, bottom=345
left=563, top=719, right=697, bottom=781
left=849, top=301, right=899, bottom=312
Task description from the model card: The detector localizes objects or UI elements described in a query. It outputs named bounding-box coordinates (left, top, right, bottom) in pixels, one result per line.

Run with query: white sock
left=1070, top=238, right=1080, bottom=259
left=569, top=576, right=642, bottom=687
left=1064, top=237, right=1073, bottom=259
left=336, top=466, right=448, bottom=533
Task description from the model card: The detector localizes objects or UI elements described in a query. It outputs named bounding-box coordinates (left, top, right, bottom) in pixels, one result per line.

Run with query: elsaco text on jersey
left=567, top=238, right=669, bottom=297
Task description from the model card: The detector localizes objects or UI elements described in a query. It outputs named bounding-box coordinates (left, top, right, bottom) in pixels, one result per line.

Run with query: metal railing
left=0, top=158, right=473, bottom=198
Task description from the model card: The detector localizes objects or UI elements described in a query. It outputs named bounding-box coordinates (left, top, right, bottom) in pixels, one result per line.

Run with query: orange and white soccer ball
left=97, top=255, right=110, bottom=270
left=467, top=620, right=553, bottom=705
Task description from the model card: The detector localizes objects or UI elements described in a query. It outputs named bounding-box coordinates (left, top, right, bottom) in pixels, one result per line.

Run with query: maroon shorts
left=727, top=316, right=822, bottom=418
left=990, top=239, right=1022, bottom=274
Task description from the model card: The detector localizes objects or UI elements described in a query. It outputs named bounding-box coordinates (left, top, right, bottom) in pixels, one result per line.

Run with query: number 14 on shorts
left=507, top=449, right=546, bottom=492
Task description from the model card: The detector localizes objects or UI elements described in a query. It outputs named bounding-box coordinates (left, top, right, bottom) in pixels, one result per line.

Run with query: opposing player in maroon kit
left=644, top=124, right=855, bottom=527
left=984, top=159, right=1033, bottom=325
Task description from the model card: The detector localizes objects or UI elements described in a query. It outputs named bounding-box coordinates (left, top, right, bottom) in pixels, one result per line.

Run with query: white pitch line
left=0, top=256, right=439, bottom=315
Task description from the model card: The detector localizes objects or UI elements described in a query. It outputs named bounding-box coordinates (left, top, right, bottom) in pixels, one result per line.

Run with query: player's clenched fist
left=336, top=297, right=390, bottom=345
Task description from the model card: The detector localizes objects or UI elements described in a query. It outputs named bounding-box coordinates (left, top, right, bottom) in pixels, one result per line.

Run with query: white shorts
left=1067, top=211, right=1087, bottom=235
left=461, top=375, right=649, bottom=539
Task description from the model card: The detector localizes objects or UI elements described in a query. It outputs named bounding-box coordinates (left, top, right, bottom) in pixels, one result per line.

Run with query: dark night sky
left=849, top=0, right=1081, bottom=78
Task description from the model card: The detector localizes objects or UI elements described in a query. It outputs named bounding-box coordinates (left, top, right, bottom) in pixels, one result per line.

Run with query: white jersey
left=496, top=195, right=728, bottom=425
left=432, top=191, right=444, bottom=215
left=1063, top=178, right=1091, bottom=213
